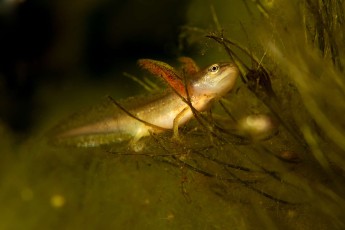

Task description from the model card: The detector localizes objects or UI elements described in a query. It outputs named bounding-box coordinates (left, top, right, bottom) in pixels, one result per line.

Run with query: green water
left=1, top=0, right=345, bottom=229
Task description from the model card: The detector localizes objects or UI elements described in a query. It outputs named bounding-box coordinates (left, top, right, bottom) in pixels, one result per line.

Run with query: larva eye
left=208, top=64, right=220, bottom=74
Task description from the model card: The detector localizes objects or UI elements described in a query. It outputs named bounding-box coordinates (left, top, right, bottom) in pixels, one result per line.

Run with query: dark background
left=0, top=0, right=191, bottom=135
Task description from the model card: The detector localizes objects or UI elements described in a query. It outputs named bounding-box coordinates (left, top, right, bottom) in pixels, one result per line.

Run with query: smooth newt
left=51, top=57, right=239, bottom=148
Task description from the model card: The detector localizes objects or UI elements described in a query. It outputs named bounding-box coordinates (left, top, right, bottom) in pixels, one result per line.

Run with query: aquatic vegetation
left=1, top=0, right=345, bottom=229
left=105, top=0, right=345, bottom=228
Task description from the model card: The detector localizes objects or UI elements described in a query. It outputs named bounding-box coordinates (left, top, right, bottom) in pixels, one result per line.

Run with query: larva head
left=191, top=62, right=239, bottom=99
